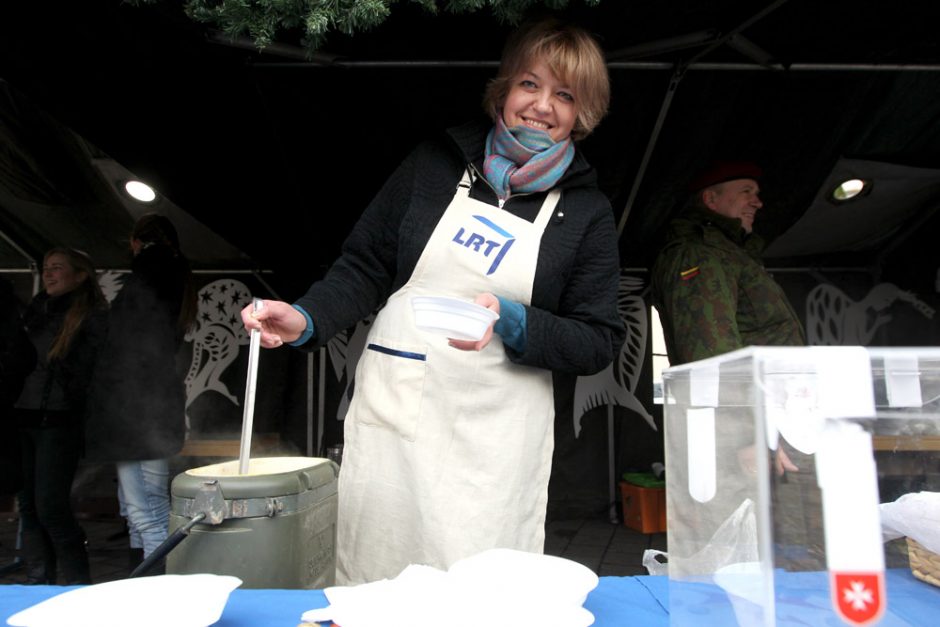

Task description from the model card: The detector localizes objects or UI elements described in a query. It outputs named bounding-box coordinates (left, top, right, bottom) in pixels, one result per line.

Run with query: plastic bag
left=642, top=549, right=669, bottom=576
left=880, top=491, right=940, bottom=554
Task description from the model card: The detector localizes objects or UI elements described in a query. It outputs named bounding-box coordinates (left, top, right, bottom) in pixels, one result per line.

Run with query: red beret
left=687, top=160, right=763, bottom=192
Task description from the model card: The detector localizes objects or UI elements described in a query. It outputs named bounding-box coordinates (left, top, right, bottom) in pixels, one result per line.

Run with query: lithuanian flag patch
left=680, top=266, right=700, bottom=281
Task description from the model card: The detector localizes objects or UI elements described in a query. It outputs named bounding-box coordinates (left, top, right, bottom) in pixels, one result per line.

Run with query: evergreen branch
left=126, top=0, right=605, bottom=57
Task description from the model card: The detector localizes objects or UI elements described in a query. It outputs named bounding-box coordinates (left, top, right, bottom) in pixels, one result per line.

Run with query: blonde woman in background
left=15, top=248, right=107, bottom=584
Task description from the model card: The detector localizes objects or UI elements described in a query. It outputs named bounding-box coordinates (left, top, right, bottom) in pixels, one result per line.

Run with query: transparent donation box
left=662, top=347, right=940, bottom=626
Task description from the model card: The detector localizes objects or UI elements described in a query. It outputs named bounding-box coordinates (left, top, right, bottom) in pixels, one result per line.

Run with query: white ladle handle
left=238, top=297, right=264, bottom=475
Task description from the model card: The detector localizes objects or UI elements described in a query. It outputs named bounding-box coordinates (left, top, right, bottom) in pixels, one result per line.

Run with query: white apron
left=336, top=170, right=560, bottom=584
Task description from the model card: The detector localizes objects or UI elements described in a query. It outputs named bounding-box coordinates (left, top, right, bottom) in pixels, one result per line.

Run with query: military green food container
left=167, top=456, right=338, bottom=589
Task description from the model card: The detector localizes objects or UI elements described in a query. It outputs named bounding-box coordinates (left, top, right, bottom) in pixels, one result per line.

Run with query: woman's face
left=501, top=58, right=578, bottom=143
left=42, top=253, right=86, bottom=297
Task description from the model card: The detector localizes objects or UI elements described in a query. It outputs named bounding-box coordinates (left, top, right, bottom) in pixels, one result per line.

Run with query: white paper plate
left=411, top=296, right=499, bottom=341
left=447, top=548, right=599, bottom=608
left=7, top=574, right=242, bottom=627
left=300, top=551, right=597, bottom=627
left=713, top=561, right=765, bottom=605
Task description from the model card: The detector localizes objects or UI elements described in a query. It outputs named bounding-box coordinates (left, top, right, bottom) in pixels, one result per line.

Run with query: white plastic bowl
left=411, top=296, right=499, bottom=341
left=7, top=574, right=242, bottom=627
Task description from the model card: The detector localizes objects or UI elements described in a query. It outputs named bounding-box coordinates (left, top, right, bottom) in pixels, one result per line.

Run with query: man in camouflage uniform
left=652, top=162, right=821, bottom=572
left=651, top=161, right=804, bottom=364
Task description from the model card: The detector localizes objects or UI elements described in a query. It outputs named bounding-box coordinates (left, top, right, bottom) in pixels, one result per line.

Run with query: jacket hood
left=132, top=241, right=186, bottom=274
left=445, top=117, right=598, bottom=192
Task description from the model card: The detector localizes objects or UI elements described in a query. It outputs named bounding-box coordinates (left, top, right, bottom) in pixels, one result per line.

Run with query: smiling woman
left=239, top=16, right=623, bottom=586
left=500, top=60, right=578, bottom=142
left=41, top=252, right=86, bottom=298
left=483, top=17, right=610, bottom=142
left=13, top=248, right=108, bottom=584
left=478, top=17, right=610, bottom=206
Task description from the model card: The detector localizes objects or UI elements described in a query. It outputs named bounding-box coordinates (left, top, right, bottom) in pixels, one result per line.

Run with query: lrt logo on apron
left=452, top=215, right=516, bottom=276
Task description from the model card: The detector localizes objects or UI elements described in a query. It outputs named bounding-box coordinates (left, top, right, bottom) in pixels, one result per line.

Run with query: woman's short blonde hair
left=483, top=17, right=610, bottom=141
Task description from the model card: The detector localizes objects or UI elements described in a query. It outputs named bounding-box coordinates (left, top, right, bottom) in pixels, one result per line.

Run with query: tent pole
left=617, top=1, right=791, bottom=236
left=616, top=67, right=683, bottom=236
left=250, top=270, right=283, bottom=300
left=680, top=0, right=791, bottom=68
left=0, top=230, right=39, bottom=293
left=608, top=403, right=618, bottom=524
left=306, top=352, right=315, bottom=456
left=317, top=347, right=326, bottom=456
left=0, top=230, right=35, bottom=267
left=254, top=59, right=940, bottom=72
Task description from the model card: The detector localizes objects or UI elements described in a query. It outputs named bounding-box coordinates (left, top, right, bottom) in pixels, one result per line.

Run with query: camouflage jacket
left=650, top=205, right=805, bottom=365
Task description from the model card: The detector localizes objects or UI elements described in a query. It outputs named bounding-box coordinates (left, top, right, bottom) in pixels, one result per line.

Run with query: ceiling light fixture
left=124, top=180, right=157, bottom=203
left=829, top=178, right=871, bottom=202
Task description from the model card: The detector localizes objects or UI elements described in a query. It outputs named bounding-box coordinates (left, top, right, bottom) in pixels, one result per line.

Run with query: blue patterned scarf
left=483, top=116, right=574, bottom=201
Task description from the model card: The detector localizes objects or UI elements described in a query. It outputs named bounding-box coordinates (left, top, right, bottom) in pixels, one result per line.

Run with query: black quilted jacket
left=295, top=117, right=624, bottom=375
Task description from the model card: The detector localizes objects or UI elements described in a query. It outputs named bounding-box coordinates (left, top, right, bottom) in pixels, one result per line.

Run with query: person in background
left=242, top=17, right=624, bottom=584
left=651, top=161, right=819, bottom=569
left=650, top=160, right=804, bottom=473
left=651, top=160, right=805, bottom=365
left=0, top=276, right=35, bottom=498
left=0, top=276, right=34, bottom=580
left=85, top=214, right=196, bottom=574
left=15, top=248, right=107, bottom=584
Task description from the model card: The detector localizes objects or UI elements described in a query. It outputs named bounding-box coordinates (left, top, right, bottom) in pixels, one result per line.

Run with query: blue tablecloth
left=641, top=569, right=940, bottom=626
left=3, top=570, right=937, bottom=626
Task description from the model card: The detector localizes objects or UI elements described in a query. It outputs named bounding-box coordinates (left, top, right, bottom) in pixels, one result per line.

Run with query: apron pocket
left=353, top=339, right=428, bottom=441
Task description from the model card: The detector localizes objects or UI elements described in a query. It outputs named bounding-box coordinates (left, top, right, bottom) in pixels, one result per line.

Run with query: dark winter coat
left=651, top=203, right=805, bottom=365
left=15, top=290, right=107, bottom=415
left=0, top=277, right=36, bottom=495
left=0, top=278, right=34, bottom=409
left=85, top=244, right=190, bottom=461
left=294, top=118, right=625, bottom=375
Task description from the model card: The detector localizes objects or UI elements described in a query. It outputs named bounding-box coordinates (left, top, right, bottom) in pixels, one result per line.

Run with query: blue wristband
left=288, top=304, right=315, bottom=347
left=494, top=296, right=526, bottom=353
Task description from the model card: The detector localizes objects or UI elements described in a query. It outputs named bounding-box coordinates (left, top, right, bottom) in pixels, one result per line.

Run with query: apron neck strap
left=457, top=167, right=560, bottom=233
left=458, top=169, right=473, bottom=193
left=533, top=190, right=561, bottom=231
